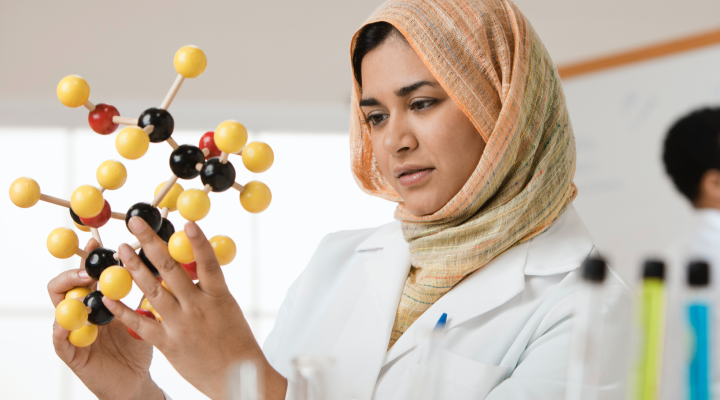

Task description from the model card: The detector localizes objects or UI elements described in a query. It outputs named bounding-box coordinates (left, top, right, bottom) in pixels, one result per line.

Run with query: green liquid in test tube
left=634, top=260, right=666, bottom=400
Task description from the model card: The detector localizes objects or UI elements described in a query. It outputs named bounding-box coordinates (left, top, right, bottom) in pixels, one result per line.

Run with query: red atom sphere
left=127, top=309, right=157, bottom=340
left=79, top=200, right=112, bottom=228
left=198, top=131, right=221, bottom=159
left=182, top=261, right=198, bottom=280
left=88, top=104, right=120, bottom=135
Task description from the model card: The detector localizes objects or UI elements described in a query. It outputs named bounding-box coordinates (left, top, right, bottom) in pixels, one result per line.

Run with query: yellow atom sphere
left=214, top=121, right=247, bottom=154
left=74, top=221, right=91, bottom=232
left=174, top=45, right=207, bottom=78
left=242, top=142, right=274, bottom=173
left=99, top=266, right=133, bottom=300
left=240, top=181, right=272, bottom=213
left=168, top=231, right=194, bottom=264
left=57, top=75, right=90, bottom=108
left=68, top=323, right=98, bottom=347
left=96, top=160, right=127, bottom=190
left=71, top=185, right=104, bottom=219
left=8, top=177, right=41, bottom=208
left=154, top=182, right=184, bottom=211
left=47, top=228, right=79, bottom=259
left=210, top=235, right=236, bottom=266
left=55, top=298, right=88, bottom=331
left=65, top=287, right=92, bottom=300
left=176, top=189, right=211, bottom=221
left=116, top=126, right=150, bottom=160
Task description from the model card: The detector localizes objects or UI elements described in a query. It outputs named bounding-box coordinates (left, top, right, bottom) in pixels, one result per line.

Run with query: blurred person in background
left=664, top=107, right=720, bottom=264
left=662, top=107, right=720, bottom=399
left=47, top=0, right=632, bottom=399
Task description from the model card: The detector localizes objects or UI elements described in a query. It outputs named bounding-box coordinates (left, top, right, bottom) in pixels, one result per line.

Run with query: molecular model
left=8, top=45, right=274, bottom=347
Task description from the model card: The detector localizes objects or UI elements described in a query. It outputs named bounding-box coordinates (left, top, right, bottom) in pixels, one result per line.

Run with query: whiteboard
left=563, top=44, right=720, bottom=285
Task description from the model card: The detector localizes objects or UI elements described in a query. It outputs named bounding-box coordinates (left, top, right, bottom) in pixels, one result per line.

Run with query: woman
left=47, top=0, right=631, bottom=399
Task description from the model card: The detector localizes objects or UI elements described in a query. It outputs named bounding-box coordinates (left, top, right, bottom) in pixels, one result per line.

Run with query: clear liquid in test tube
left=565, top=256, right=607, bottom=400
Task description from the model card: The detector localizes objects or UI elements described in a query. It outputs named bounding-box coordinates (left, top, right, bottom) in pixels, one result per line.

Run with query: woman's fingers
left=127, top=217, right=196, bottom=299
left=184, top=222, right=229, bottom=295
left=117, top=243, right=178, bottom=315
left=47, top=269, right=95, bottom=307
left=102, top=296, right=164, bottom=344
left=52, top=324, right=76, bottom=364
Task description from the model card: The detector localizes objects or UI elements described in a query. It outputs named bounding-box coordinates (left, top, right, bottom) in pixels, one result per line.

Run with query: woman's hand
left=48, top=239, right=164, bottom=400
left=104, top=217, right=287, bottom=400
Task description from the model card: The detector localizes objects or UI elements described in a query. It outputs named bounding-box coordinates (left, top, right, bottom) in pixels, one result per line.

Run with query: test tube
left=634, top=259, right=666, bottom=400
left=686, top=260, right=712, bottom=400
left=226, top=360, right=262, bottom=400
left=565, top=256, right=607, bottom=400
left=291, top=356, right=332, bottom=400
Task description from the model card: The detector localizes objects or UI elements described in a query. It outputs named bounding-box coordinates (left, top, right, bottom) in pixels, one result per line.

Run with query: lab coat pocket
left=442, top=350, right=508, bottom=400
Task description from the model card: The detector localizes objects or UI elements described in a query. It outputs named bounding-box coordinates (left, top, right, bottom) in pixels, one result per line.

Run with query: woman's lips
left=398, top=168, right=433, bottom=187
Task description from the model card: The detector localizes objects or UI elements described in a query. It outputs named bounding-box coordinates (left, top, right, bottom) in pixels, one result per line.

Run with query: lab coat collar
left=354, top=219, right=410, bottom=325
left=694, top=207, right=720, bottom=226
left=690, top=208, right=720, bottom=242
left=524, top=205, right=594, bottom=276
left=680, top=207, right=720, bottom=261
left=377, top=205, right=594, bottom=365
left=355, top=220, right=403, bottom=252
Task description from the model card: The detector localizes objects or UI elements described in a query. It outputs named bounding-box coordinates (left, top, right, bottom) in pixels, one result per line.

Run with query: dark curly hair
left=663, top=107, right=720, bottom=202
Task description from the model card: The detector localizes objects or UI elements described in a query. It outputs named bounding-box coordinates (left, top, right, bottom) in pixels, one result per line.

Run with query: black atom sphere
left=84, top=291, right=114, bottom=325
left=85, top=248, right=122, bottom=280
left=157, top=218, right=175, bottom=243
left=69, top=208, right=86, bottom=226
left=138, top=108, right=174, bottom=143
left=139, top=249, right=160, bottom=277
left=201, top=157, right=236, bottom=192
left=126, top=202, right=162, bottom=232
left=170, top=145, right=205, bottom=180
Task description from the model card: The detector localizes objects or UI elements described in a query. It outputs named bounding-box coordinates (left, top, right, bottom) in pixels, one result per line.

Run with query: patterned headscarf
left=349, top=0, right=577, bottom=347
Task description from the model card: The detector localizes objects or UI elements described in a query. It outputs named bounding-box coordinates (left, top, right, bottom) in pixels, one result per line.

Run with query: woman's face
left=360, top=36, right=486, bottom=216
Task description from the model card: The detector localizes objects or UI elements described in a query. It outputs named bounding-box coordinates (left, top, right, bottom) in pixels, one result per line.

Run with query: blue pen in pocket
left=434, top=313, right=448, bottom=331
left=407, top=313, right=448, bottom=400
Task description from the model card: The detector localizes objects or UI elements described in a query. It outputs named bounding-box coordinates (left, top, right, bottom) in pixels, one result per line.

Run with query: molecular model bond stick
left=9, top=45, right=273, bottom=347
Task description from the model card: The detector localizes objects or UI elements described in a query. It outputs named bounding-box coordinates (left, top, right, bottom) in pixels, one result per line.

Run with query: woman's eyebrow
left=359, top=80, right=435, bottom=106
left=359, top=98, right=380, bottom=107
left=394, top=80, right=434, bottom=97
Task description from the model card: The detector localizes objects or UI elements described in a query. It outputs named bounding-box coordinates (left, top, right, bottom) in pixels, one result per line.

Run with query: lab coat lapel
left=363, top=232, right=413, bottom=326
left=323, top=225, right=411, bottom=400
left=384, top=240, right=529, bottom=365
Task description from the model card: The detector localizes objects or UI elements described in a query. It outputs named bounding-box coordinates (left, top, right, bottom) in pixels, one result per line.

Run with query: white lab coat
left=263, top=205, right=633, bottom=400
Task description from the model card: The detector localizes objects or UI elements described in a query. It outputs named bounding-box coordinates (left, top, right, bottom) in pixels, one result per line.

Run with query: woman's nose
left=382, top=114, right=418, bottom=155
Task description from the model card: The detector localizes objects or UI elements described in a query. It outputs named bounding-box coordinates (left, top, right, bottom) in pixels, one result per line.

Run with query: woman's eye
left=411, top=99, right=436, bottom=111
left=366, top=113, right=388, bottom=126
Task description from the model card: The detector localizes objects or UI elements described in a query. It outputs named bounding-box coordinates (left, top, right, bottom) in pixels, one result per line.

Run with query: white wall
left=2, top=0, right=720, bottom=131
left=565, top=44, right=720, bottom=284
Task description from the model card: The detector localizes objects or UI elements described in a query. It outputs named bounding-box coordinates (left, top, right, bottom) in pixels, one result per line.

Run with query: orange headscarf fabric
left=349, top=0, right=577, bottom=348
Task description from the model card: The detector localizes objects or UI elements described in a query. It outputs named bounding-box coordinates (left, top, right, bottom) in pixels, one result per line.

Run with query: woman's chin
left=402, top=196, right=445, bottom=217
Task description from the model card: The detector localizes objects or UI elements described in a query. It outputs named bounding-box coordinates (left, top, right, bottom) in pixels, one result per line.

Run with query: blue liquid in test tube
left=686, top=261, right=712, bottom=400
